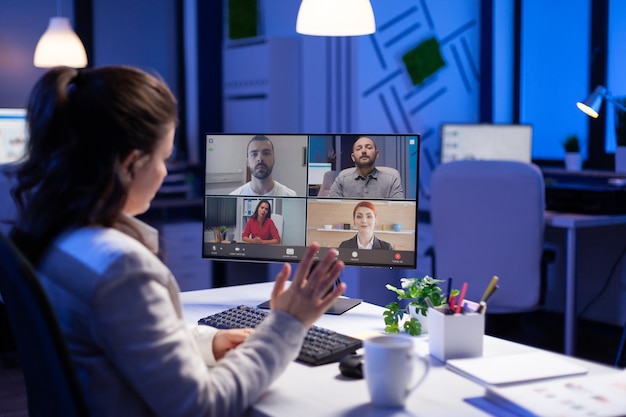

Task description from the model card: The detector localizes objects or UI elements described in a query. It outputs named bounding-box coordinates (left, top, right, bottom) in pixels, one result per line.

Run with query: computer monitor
left=0, top=108, right=28, bottom=164
left=440, top=123, right=533, bottom=163
left=201, top=134, right=420, bottom=271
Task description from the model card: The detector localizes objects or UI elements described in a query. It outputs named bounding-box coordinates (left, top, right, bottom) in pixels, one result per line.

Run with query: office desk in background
left=544, top=211, right=626, bottom=357
left=179, top=282, right=620, bottom=416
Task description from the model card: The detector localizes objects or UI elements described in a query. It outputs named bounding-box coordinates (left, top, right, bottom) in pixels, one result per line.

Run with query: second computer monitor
left=440, top=123, right=533, bottom=164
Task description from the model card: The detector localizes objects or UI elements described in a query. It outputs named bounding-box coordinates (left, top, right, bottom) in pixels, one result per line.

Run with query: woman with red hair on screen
left=339, top=201, right=392, bottom=250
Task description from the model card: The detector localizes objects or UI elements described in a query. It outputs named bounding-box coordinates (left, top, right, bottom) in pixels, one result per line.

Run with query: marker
left=448, top=294, right=456, bottom=314
left=455, top=282, right=468, bottom=314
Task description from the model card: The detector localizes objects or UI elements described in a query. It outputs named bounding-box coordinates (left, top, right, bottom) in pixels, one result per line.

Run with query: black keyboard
left=198, top=305, right=362, bottom=366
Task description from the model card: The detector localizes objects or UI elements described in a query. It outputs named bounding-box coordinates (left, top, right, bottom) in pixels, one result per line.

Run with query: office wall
left=0, top=0, right=74, bottom=107
left=91, top=0, right=179, bottom=100
left=0, top=0, right=178, bottom=105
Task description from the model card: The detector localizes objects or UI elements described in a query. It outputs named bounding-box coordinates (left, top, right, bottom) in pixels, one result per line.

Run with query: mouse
left=339, top=354, right=363, bottom=379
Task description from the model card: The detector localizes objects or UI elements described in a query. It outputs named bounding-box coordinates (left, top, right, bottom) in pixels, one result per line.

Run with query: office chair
left=272, top=213, right=284, bottom=241
left=0, top=233, right=90, bottom=417
left=430, top=160, right=546, bottom=314
left=317, top=170, right=337, bottom=197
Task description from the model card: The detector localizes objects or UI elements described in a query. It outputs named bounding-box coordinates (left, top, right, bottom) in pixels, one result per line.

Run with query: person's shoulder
left=373, top=235, right=393, bottom=250
left=229, top=183, right=249, bottom=195
left=375, top=166, right=401, bottom=177
left=338, top=167, right=357, bottom=177
left=272, top=181, right=297, bottom=196
left=339, top=236, right=356, bottom=248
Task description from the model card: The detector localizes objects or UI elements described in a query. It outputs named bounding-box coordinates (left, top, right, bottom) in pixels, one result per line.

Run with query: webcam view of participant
left=230, top=135, right=297, bottom=197
left=242, top=199, right=280, bottom=244
left=329, top=136, right=404, bottom=199
left=339, top=201, right=392, bottom=250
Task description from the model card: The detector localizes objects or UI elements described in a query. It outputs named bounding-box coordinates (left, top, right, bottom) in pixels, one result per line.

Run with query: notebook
left=483, top=372, right=626, bottom=417
left=446, top=351, right=588, bottom=387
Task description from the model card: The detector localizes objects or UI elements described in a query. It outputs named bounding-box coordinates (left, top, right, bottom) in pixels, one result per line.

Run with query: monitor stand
left=256, top=278, right=362, bottom=315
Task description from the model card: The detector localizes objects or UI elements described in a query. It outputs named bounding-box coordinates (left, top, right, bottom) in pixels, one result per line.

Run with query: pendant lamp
left=33, top=0, right=87, bottom=68
left=296, top=0, right=376, bottom=37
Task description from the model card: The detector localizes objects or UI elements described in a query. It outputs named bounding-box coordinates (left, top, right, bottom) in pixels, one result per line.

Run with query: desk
left=180, top=282, right=619, bottom=416
left=544, top=211, right=626, bottom=356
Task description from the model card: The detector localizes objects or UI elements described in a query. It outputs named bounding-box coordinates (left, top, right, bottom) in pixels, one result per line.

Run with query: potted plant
left=383, top=276, right=449, bottom=336
left=614, top=96, right=626, bottom=172
left=562, top=134, right=582, bottom=171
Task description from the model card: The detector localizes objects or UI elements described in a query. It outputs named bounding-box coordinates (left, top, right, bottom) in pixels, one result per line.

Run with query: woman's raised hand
left=270, top=243, right=345, bottom=328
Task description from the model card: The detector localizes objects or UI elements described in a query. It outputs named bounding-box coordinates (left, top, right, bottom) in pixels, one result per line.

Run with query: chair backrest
left=0, top=233, right=90, bottom=417
left=318, top=170, right=338, bottom=197
left=430, top=160, right=545, bottom=313
left=272, top=213, right=284, bottom=241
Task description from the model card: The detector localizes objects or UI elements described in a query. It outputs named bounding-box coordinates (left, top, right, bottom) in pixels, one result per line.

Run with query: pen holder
left=428, top=302, right=484, bottom=362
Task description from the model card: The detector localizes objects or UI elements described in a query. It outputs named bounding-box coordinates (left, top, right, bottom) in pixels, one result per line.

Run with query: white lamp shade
left=34, top=17, right=88, bottom=68
left=296, top=0, right=376, bottom=36
left=576, top=85, right=606, bottom=119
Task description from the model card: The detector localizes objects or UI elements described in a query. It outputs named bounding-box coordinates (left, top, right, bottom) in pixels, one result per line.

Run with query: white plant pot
left=408, top=304, right=428, bottom=334
left=564, top=153, right=582, bottom=171
left=616, top=147, right=626, bottom=173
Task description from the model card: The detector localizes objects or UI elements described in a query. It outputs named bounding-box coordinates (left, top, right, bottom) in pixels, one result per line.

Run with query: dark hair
left=11, top=66, right=178, bottom=263
left=251, top=199, right=272, bottom=220
left=247, top=135, right=274, bottom=153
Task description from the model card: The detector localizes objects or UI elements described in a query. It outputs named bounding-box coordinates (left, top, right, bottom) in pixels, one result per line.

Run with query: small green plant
left=383, top=276, right=449, bottom=336
left=563, top=134, right=580, bottom=153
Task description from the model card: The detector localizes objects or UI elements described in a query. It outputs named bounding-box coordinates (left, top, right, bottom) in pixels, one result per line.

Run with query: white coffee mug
left=363, top=335, right=430, bottom=408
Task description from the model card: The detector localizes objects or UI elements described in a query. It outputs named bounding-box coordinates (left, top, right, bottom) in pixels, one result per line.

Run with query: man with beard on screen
left=328, top=136, right=404, bottom=199
left=230, top=135, right=297, bottom=196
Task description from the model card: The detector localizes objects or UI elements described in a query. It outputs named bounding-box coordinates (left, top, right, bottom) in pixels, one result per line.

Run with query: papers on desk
left=484, top=372, right=626, bottom=417
left=446, top=351, right=588, bottom=386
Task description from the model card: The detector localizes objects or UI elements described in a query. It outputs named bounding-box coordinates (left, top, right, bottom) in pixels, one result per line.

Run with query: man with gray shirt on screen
left=328, top=136, right=404, bottom=199
left=230, top=135, right=297, bottom=197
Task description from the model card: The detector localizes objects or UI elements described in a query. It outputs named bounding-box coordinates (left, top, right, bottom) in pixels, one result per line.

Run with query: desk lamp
left=296, top=0, right=376, bottom=36
left=576, top=85, right=626, bottom=118
left=34, top=0, right=88, bottom=68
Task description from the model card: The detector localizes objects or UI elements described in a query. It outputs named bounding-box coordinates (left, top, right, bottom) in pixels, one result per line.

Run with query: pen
left=480, top=276, right=499, bottom=303
left=455, top=282, right=468, bottom=314
left=446, top=277, right=453, bottom=305
left=484, top=284, right=499, bottom=303
left=477, top=285, right=499, bottom=314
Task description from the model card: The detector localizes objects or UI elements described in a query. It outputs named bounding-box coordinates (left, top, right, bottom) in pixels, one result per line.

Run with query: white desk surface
left=544, top=210, right=626, bottom=229
left=180, top=282, right=621, bottom=417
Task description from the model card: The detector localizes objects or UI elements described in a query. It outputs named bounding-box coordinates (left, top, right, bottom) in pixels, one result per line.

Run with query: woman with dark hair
left=10, top=66, right=345, bottom=417
left=339, top=201, right=392, bottom=250
left=242, top=199, right=280, bottom=244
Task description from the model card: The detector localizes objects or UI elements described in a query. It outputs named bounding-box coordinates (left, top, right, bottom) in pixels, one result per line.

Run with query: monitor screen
left=0, top=108, right=28, bottom=164
left=202, top=134, right=420, bottom=269
left=440, top=123, right=533, bottom=163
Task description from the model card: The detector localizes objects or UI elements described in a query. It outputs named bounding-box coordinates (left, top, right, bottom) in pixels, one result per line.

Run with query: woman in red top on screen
left=242, top=199, right=281, bottom=244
